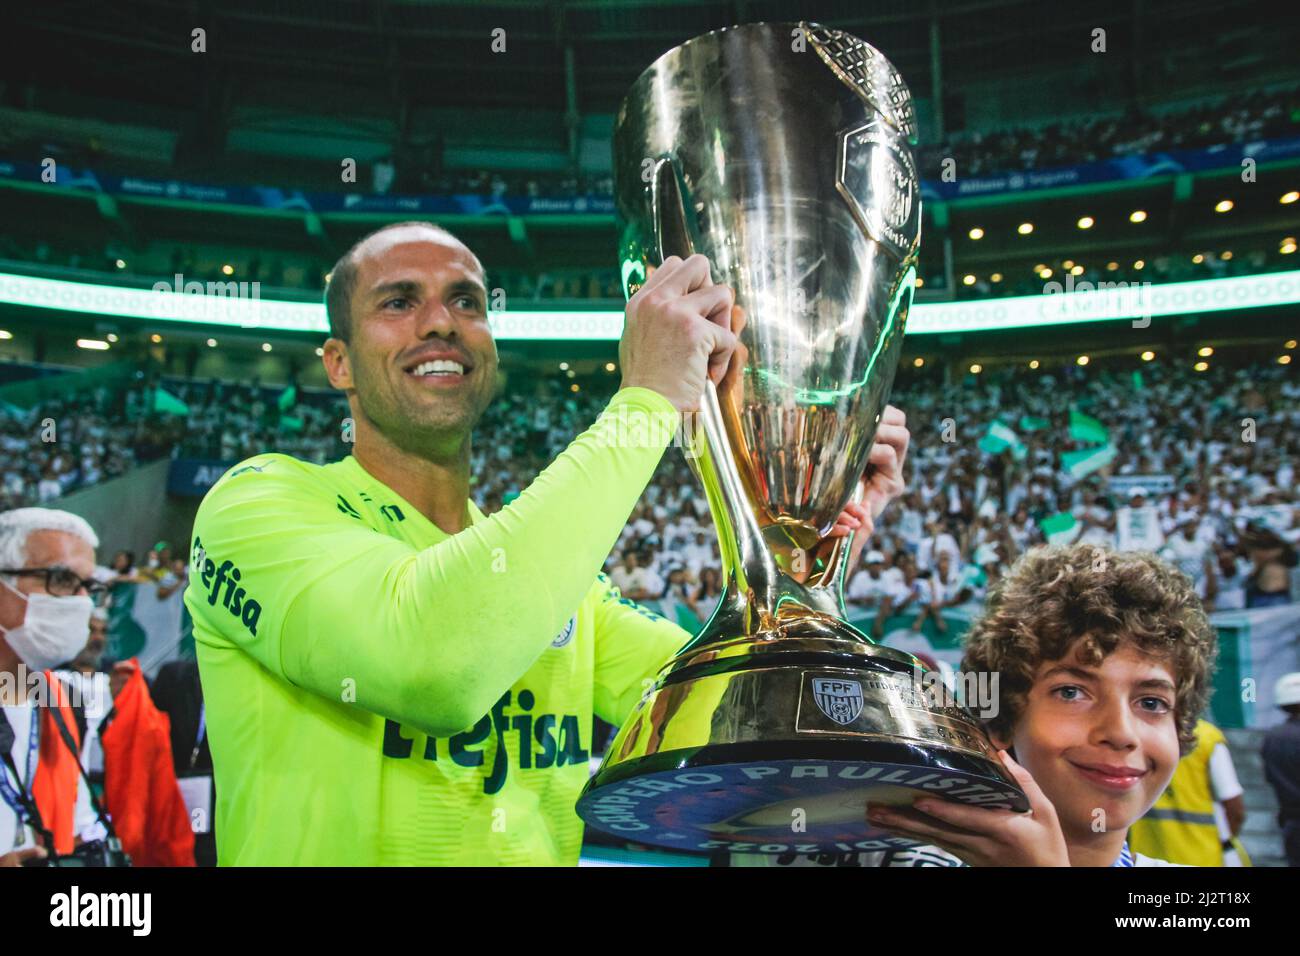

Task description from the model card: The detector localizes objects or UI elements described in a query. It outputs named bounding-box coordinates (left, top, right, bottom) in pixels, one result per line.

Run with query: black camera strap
left=43, top=680, right=121, bottom=846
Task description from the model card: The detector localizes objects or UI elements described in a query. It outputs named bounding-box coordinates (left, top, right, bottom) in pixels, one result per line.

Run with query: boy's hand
left=829, top=405, right=909, bottom=568
left=866, top=750, right=1071, bottom=866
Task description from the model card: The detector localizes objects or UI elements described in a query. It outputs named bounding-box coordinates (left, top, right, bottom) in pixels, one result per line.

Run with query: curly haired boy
left=868, top=542, right=1218, bottom=866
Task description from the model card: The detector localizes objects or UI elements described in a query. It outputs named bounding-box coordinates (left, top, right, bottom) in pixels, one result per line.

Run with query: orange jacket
left=101, top=661, right=196, bottom=867
left=30, top=671, right=81, bottom=855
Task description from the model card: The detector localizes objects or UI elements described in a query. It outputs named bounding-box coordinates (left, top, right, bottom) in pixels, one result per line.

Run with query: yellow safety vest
left=1128, top=720, right=1231, bottom=866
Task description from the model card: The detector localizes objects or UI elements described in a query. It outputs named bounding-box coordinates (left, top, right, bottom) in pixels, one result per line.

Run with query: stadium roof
left=4, top=0, right=1294, bottom=119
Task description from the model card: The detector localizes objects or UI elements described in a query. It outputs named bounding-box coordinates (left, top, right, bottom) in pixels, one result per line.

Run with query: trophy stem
left=681, top=381, right=869, bottom=657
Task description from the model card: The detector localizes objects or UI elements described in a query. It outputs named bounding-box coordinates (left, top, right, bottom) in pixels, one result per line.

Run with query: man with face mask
left=0, top=507, right=104, bottom=866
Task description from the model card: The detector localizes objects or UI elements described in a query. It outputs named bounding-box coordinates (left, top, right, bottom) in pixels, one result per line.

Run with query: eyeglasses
left=1, top=567, right=108, bottom=600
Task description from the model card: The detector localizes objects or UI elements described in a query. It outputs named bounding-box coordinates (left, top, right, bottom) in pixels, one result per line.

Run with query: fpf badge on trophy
left=577, top=21, right=1028, bottom=855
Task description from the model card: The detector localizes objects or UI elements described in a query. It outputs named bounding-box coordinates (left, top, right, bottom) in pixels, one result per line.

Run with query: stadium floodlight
left=2, top=270, right=1300, bottom=339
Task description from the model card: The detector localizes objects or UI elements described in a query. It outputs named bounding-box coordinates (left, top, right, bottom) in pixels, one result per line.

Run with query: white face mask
left=0, top=580, right=95, bottom=672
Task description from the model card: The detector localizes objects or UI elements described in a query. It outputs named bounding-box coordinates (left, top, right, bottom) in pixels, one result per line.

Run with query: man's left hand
left=829, top=404, right=909, bottom=569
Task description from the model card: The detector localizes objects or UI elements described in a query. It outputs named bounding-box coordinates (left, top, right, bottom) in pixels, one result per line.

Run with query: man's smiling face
left=995, top=638, right=1181, bottom=841
left=323, top=225, right=499, bottom=455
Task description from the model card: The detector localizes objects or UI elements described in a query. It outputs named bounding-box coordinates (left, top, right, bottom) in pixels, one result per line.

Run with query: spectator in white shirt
left=683, top=530, right=715, bottom=575
left=916, top=520, right=960, bottom=573
left=1160, top=513, right=1216, bottom=599
left=1116, top=486, right=1166, bottom=553
left=847, top=551, right=899, bottom=612
left=609, top=551, right=663, bottom=602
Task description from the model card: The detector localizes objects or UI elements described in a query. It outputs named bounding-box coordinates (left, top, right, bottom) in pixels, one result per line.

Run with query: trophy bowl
left=577, top=21, right=1027, bottom=856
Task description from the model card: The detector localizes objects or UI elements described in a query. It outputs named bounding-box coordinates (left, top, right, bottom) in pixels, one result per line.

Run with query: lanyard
left=0, top=708, right=39, bottom=825
left=189, top=703, right=206, bottom=769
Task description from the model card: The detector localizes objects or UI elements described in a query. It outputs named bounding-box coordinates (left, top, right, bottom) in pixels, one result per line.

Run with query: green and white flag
left=277, top=384, right=297, bottom=411
left=1069, top=408, right=1109, bottom=444
left=1039, top=511, right=1079, bottom=545
left=153, top=388, right=189, bottom=416
left=978, top=421, right=1028, bottom=460
left=1062, top=442, right=1117, bottom=479
left=1019, top=415, right=1050, bottom=432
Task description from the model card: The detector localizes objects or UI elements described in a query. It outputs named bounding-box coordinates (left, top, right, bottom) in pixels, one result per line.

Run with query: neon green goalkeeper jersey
left=183, top=387, right=691, bottom=866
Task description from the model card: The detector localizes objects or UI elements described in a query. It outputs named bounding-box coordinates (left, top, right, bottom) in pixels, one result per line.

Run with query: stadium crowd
left=9, top=84, right=1296, bottom=201
left=2, top=352, right=1296, bottom=652
left=917, top=85, right=1300, bottom=177
left=1, top=351, right=1296, bottom=868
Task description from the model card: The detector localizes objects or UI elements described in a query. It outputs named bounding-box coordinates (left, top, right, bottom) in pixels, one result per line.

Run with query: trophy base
left=577, top=740, right=1021, bottom=856
left=577, top=632, right=1028, bottom=855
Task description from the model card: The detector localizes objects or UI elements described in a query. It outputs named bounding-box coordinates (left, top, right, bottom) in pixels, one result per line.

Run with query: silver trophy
left=577, top=22, right=1026, bottom=855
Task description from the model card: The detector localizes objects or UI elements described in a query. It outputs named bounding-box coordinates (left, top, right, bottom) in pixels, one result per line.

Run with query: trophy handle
left=649, top=157, right=697, bottom=262
left=649, top=155, right=777, bottom=636
left=648, top=156, right=852, bottom=641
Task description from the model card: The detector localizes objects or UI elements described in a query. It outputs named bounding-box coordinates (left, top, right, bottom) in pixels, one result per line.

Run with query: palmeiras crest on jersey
left=811, top=678, right=864, bottom=726
left=551, top=615, right=577, bottom=648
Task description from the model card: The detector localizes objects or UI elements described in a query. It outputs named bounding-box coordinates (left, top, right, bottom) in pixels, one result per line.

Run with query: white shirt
left=917, top=533, right=960, bottom=572
left=1116, top=506, right=1166, bottom=552
left=1, top=701, right=100, bottom=853
left=897, top=508, right=924, bottom=545
left=683, top=539, right=715, bottom=573
left=610, top=566, right=663, bottom=598
left=929, top=563, right=969, bottom=604
left=53, top=671, right=113, bottom=774
left=1213, top=557, right=1251, bottom=611
left=1208, top=742, right=1244, bottom=848
left=1161, top=534, right=1212, bottom=592
left=902, top=576, right=932, bottom=606
left=847, top=568, right=902, bottom=605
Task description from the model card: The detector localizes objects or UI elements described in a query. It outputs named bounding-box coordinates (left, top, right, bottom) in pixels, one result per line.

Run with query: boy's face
left=993, top=638, right=1180, bottom=841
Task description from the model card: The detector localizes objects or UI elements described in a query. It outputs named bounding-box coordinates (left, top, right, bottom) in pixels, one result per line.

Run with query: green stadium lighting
left=1, top=270, right=1299, bottom=340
